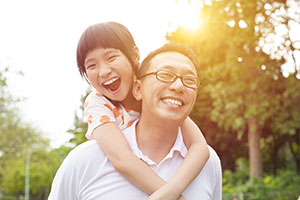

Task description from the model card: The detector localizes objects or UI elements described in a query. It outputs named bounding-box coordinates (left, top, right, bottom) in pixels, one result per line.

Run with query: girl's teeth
left=103, top=77, right=119, bottom=85
left=163, top=98, right=182, bottom=107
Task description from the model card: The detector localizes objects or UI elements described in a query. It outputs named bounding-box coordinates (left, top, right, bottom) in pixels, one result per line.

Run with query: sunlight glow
left=228, top=20, right=235, bottom=27
left=168, top=0, right=202, bottom=32
left=238, top=20, right=248, bottom=29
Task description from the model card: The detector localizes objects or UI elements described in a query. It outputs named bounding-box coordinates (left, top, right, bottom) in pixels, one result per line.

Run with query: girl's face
left=85, top=47, right=134, bottom=103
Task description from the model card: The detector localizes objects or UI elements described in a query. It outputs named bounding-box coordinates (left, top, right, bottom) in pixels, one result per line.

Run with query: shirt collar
left=124, top=120, right=188, bottom=166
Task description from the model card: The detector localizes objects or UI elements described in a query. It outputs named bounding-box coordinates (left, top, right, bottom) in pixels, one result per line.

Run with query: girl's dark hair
left=77, top=22, right=138, bottom=81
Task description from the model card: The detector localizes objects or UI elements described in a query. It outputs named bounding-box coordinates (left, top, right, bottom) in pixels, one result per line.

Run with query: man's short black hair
left=138, top=42, right=200, bottom=79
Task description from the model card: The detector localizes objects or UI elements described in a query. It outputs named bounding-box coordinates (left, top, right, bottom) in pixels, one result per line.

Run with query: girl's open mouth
left=103, top=77, right=121, bottom=92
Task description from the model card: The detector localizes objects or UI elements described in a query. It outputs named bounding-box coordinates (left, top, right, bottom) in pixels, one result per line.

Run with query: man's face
left=136, top=51, right=198, bottom=124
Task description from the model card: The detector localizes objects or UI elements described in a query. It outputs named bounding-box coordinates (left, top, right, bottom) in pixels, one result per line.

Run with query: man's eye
left=159, top=72, right=174, bottom=80
left=184, top=77, right=197, bottom=85
left=184, top=77, right=196, bottom=83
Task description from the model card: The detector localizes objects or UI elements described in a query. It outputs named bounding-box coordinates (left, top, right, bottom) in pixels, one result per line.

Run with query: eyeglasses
left=139, top=70, right=200, bottom=89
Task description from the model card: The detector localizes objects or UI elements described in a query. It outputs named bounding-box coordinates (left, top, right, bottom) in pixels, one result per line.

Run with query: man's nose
left=169, top=77, right=185, bottom=92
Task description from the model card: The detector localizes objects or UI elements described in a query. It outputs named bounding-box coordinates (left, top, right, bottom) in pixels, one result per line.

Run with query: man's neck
left=136, top=116, right=180, bottom=164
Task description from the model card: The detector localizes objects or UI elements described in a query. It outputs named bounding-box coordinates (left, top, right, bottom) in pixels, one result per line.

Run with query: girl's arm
left=171, top=116, right=210, bottom=192
left=93, top=122, right=169, bottom=195
left=149, top=117, right=210, bottom=199
left=84, top=92, right=178, bottom=199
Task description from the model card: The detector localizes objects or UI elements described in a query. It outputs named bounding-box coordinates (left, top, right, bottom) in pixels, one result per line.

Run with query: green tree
left=67, top=89, right=90, bottom=146
left=0, top=147, right=63, bottom=199
left=0, top=63, right=63, bottom=199
left=268, top=75, right=300, bottom=174
left=167, top=0, right=300, bottom=179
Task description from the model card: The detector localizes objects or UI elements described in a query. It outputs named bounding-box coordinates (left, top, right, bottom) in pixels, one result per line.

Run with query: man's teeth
left=163, top=98, right=183, bottom=107
left=103, top=77, right=119, bottom=85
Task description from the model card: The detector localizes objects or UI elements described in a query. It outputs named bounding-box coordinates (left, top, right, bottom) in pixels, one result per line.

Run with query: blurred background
left=0, top=0, right=300, bottom=199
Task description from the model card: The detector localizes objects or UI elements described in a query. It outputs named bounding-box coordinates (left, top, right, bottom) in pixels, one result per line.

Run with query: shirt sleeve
left=48, top=151, right=79, bottom=200
left=83, top=91, right=118, bottom=140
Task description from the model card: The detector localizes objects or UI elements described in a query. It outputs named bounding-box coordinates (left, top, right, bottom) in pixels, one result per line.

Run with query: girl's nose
left=98, top=65, right=112, bottom=78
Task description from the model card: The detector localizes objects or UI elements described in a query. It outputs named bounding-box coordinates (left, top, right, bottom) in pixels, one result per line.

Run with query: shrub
left=223, top=167, right=300, bottom=200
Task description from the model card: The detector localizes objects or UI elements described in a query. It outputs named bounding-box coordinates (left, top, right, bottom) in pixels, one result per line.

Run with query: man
left=48, top=43, right=222, bottom=200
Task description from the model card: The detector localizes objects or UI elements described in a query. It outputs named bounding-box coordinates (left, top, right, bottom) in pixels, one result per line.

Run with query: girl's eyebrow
left=104, top=49, right=121, bottom=55
left=84, top=58, right=95, bottom=66
left=84, top=49, right=120, bottom=66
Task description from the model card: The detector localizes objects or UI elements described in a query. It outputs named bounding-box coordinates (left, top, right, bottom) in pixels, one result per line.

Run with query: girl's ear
left=132, top=79, right=142, bottom=101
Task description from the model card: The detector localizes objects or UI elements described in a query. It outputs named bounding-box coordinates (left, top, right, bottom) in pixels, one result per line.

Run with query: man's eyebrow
left=161, top=65, right=197, bottom=75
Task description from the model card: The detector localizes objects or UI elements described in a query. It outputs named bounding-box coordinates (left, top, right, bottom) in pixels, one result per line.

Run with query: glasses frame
left=139, top=70, right=200, bottom=89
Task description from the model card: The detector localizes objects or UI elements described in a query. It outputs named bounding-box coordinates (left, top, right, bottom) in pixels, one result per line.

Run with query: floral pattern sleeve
left=83, top=91, right=118, bottom=140
left=83, top=90, right=140, bottom=140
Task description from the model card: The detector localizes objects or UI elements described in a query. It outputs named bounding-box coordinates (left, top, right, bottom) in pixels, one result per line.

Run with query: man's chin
left=158, top=111, right=188, bottom=124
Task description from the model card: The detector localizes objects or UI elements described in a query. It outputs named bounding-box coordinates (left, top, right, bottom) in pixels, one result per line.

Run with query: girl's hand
left=177, top=195, right=187, bottom=200
left=147, top=184, right=186, bottom=200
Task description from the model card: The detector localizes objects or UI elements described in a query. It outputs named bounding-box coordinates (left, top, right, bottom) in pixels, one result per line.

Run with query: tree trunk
left=247, top=118, right=262, bottom=178
left=272, top=145, right=278, bottom=177
left=288, top=135, right=300, bottom=175
left=272, top=134, right=280, bottom=177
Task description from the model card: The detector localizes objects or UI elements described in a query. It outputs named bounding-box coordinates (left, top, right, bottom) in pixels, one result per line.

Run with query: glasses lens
left=157, top=71, right=175, bottom=82
left=156, top=70, right=199, bottom=88
left=183, top=77, right=199, bottom=88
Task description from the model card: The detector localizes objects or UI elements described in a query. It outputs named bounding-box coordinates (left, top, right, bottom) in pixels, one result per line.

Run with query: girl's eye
left=86, top=64, right=96, bottom=70
left=107, top=55, right=118, bottom=62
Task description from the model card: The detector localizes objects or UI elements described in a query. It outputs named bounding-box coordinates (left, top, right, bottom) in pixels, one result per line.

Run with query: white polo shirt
left=48, top=121, right=222, bottom=200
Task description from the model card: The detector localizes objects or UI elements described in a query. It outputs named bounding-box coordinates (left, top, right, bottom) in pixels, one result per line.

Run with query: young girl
left=76, top=22, right=209, bottom=200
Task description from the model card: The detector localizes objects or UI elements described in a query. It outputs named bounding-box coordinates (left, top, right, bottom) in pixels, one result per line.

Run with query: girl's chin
left=106, top=92, right=125, bottom=102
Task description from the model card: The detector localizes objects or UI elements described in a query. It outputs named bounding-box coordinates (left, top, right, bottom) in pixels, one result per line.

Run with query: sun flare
left=169, top=0, right=202, bottom=32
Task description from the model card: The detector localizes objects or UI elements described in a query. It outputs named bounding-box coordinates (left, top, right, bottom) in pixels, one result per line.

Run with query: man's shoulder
left=69, top=139, right=95, bottom=149
left=206, top=145, right=222, bottom=172
left=67, top=140, right=105, bottom=162
left=208, top=146, right=220, bottom=160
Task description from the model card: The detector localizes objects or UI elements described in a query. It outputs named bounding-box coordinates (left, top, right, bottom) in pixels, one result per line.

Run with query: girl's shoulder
left=85, top=90, right=117, bottom=108
left=86, top=90, right=106, bottom=100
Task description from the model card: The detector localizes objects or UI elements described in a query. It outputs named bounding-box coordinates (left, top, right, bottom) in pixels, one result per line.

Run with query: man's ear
left=132, top=79, right=142, bottom=101
left=133, top=46, right=140, bottom=66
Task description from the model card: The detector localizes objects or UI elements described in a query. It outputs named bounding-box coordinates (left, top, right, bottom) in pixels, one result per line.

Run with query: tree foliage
left=0, top=63, right=63, bottom=199
left=167, top=0, right=300, bottom=178
left=67, top=89, right=90, bottom=146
